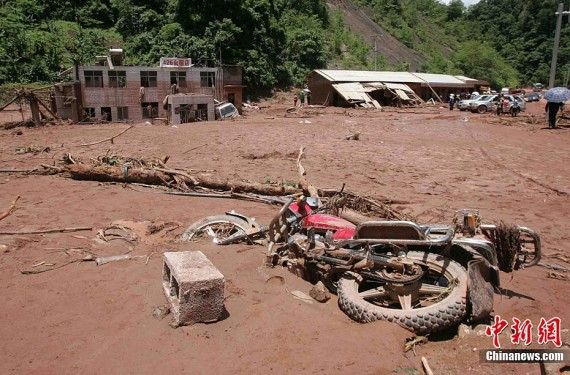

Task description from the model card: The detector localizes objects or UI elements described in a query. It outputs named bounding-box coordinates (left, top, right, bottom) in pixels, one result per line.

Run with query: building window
left=84, top=107, right=95, bottom=118
left=117, top=107, right=129, bottom=120
left=101, top=107, right=112, bottom=121
left=170, top=71, right=187, bottom=88
left=200, top=72, right=215, bottom=87
left=142, top=102, right=158, bottom=118
left=109, top=71, right=126, bottom=88
left=84, top=71, right=103, bottom=88
left=140, top=71, right=157, bottom=88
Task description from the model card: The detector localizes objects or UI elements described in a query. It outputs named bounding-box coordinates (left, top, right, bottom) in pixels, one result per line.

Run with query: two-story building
left=54, top=50, right=244, bottom=123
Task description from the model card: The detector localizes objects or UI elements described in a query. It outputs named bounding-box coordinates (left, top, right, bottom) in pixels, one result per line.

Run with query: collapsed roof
left=313, top=70, right=487, bottom=88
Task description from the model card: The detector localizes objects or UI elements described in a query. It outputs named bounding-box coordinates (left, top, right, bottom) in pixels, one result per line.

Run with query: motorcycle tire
left=337, top=251, right=468, bottom=334
left=181, top=215, right=250, bottom=243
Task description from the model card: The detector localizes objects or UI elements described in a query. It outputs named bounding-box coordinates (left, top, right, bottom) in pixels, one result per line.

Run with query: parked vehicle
left=469, top=94, right=526, bottom=114
left=468, top=95, right=497, bottom=113
left=184, top=196, right=541, bottom=334
left=458, top=95, right=481, bottom=111
left=525, top=92, right=541, bottom=102
left=215, top=102, right=239, bottom=120
left=501, top=87, right=512, bottom=95
left=533, top=83, right=544, bottom=92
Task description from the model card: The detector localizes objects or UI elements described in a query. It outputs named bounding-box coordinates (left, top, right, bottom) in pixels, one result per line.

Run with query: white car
left=459, top=95, right=481, bottom=111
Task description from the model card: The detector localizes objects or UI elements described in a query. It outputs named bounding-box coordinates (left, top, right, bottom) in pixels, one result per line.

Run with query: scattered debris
left=97, top=224, right=138, bottom=244
left=152, top=304, right=171, bottom=320
left=0, top=226, right=92, bottom=236
left=309, top=281, right=330, bottom=302
left=0, top=195, right=20, bottom=222
left=15, top=145, right=50, bottom=155
left=544, top=252, right=570, bottom=265
left=547, top=271, right=569, bottom=281
left=290, top=290, right=314, bottom=304
left=78, top=125, right=134, bottom=147
left=96, top=254, right=143, bottom=266
left=146, top=221, right=182, bottom=235
left=183, top=143, right=208, bottom=154
left=404, top=335, right=428, bottom=354
left=344, top=132, right=360, bottom=140
left=538, top=261, right=570, bottom=272
left=421, top=356, right=434, bottom=375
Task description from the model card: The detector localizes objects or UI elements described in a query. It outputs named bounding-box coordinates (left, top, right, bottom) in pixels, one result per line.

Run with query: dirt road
left=0, top=101, right=568, bottom=374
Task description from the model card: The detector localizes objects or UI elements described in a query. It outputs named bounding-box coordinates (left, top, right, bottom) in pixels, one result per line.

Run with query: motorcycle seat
left=354, top=221, right=426, bottom=240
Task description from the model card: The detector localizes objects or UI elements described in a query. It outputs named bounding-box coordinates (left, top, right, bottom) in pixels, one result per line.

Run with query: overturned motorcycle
left=182, top=197, right=541, bottom=334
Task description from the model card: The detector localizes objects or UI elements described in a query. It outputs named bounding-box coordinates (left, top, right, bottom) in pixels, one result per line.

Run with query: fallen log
left=66, top=164, right=301, bottom=196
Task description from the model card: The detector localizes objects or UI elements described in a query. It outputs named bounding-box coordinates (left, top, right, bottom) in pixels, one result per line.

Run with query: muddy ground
left=0, top=100, right=568, bottom=374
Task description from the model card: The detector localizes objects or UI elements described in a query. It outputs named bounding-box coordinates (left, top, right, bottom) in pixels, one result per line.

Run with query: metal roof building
left=307, top=69, right=488, bottom=107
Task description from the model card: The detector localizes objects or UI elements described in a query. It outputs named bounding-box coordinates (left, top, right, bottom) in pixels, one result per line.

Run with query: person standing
left=449, top=94, right=455, bottom=111
left=306, top=90, right=311, bottom=106
left=511, top=97, right=520, bottom=117
left=299, top=90, right=305, bottom=107
left=496, top=94, right=503, bottom=116
left=293, top=94, right=298, bottom=107
left=545, top=101, right=563, bottom=128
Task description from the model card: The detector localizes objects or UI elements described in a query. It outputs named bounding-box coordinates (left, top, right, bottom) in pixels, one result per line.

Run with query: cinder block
left=162, top=251, right=224, bottom=326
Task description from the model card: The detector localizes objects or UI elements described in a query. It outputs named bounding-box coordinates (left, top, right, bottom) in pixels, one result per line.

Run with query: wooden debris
left=547, top=271, right=569, bottom=281
left=66, top=164, right=301, bottom=196
left=0, top=226, right=92, bottom=236
left=182, top=143, right=208, bottom=154
left=421, top=356, right=434, bottom=375
left=544, top=252, right=570, bottom=264
left=78, top=125, right=134, bottom=147
left=0, top=195, right=20, bottom=222
left=296, top=146, right=319, bottom=198
left=344, top=132, right=360, bottom=140
left=20, top=258, right=92, bottom=275
left=404, top=335, right=428, bottom=354
left=96, top=254, right=144, bottom=266
left=146, top=221, right=182, bottom=235
left=290, top=290, right=314, bottom=304
left=538, top=261, right=569, bottom=272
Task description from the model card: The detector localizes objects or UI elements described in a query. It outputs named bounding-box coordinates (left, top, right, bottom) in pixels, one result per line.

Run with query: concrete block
left=162, top=251, right=224, bottom=326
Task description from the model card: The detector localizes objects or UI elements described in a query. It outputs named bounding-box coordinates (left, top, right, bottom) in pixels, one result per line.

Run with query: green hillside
left=0, top=0, right=568, bottom=91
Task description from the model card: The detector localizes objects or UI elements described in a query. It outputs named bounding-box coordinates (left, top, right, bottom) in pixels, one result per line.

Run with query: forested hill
left=0, top=0, right=568, bottom=91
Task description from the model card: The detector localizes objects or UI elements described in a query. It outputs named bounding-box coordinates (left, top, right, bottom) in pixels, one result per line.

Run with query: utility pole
left=374, top=35, right=378, bottom=70
left=549, top=2, right=570, bottom=88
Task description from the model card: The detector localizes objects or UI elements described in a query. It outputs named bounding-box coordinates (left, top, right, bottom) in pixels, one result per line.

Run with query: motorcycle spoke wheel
left=337, top=251, right=468, bottom=333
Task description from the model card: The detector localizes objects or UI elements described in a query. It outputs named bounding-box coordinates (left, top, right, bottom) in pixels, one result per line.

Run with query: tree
left=447, top=0, right=465, bottom=21
left=452, top=41, right=519, bottom=88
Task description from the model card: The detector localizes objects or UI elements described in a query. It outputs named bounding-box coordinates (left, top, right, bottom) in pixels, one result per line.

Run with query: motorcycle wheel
left=181, top=215, right=250, bottom=243
left=337, top=251, right=468, bottom=334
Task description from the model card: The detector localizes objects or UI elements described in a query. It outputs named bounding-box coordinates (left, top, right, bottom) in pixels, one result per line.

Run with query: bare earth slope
left=327, top=0, right=426, bottom=70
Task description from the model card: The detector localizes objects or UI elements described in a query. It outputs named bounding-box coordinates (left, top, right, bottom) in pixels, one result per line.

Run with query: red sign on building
left=160, top=58, right=192, bottom=67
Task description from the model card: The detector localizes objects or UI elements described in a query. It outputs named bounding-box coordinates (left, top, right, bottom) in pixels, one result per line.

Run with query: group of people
left=448, top=93, right=462, bottom=110
left=495, top=94, right=520, bottom=117
left=293, top=90, right=311, bottom=107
